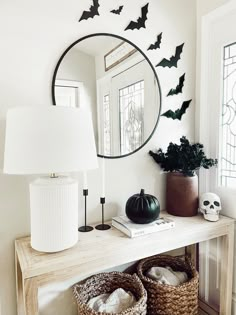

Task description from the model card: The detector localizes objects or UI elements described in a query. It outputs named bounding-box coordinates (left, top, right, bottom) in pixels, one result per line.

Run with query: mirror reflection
left=52, top=34, right=161, bottom=158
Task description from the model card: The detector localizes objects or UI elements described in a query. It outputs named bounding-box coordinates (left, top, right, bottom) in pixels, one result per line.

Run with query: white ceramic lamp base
left=30, top=176, right=78, bottom=252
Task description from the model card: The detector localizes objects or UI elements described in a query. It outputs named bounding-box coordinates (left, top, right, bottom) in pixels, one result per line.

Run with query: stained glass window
left=220, top=42, right=236, bottom=187
left=103, top=94, right=111, bottom=156
left=119, top=80, right=144, bottom=155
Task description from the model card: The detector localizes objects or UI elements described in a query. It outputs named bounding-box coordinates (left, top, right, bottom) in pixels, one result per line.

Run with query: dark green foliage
left=149, top=136, right=218, bottom=177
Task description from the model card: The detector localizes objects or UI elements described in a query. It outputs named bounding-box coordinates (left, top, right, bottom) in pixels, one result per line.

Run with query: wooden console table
left=15, top=213, right=234, bottom=315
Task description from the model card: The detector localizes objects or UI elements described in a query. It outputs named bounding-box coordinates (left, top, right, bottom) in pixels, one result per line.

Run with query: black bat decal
left=156, top=43, right=184, bottom=68
left=110, top=5, right=124, bottom=15
left=147, top=33, right=162, bottom=50
left=167, top=73, right=186, bottom=96
left=125, top=3, right=149, bottom=31
left=79, top=0, right=100, bottom=22
left=161, top=100, right=192, bottom=120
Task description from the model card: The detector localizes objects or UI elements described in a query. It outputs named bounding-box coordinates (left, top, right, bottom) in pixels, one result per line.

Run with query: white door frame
left=198, top=0, right=236, bottom=194
left=197, top=1, right=236, bottom=310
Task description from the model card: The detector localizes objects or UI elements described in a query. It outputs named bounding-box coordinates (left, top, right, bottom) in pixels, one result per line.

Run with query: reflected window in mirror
left=119, top=80, right=144, bottom=155
left=54, top=80, right=83, bottom=108
left=52, top=34, right=161, bottom=158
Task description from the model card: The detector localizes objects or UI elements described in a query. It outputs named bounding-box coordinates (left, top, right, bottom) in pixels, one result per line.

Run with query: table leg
left=185, top=244, right=198, bottom=269
left=24, top=278, right=39, bottom=315
left=220, top=224, right=234, bottom=315
left=15, top=251, right=25, bottom=315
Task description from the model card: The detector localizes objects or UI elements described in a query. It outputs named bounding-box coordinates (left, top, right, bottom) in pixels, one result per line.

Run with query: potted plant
left=149, top=136, right=217, bottom=216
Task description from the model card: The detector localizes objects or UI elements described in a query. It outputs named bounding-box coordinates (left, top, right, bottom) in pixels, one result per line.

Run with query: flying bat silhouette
left=79, top=0, right=100, bottom=22
left=125, top=3, right=149, bottom=31
left=110, top=5, right=124, bottom=15
left=147, top=33, right=162, bottom=50
left=156, top=43, right=184, bottom=68
left=161, top=99, right=192, bottom=120
left=167, top=73, right=186, bottom=96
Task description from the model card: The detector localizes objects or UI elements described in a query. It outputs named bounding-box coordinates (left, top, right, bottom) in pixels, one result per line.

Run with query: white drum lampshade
left=4, top=106, right=98, bottom=252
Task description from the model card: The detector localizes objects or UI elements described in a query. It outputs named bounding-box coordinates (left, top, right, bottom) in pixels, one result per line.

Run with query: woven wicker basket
left=73, top=271, right=147, bottom=315
left=137, top=255, right=199, bottom=315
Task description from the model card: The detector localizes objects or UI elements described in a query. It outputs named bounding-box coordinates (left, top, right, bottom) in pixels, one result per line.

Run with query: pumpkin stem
left=140, top=189, right=145, bottom=196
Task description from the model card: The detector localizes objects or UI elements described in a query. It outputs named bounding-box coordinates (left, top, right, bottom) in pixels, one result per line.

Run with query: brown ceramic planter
left=166, top=172, right=199, bottom=217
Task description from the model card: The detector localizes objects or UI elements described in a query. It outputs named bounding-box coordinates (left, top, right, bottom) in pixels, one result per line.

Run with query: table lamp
left=3, top=106, right=98, bottom=252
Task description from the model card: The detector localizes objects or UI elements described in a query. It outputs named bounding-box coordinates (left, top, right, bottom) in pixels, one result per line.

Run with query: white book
left=112, top=215, right=175, bottom=238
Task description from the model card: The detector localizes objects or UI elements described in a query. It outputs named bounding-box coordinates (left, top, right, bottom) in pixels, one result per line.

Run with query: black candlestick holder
left=78, top=189, right=93, bottom=232
left=95, top=197, right=111, bottom=230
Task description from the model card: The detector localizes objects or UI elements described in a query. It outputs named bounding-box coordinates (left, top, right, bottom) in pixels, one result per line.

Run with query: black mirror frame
left=51, top=33, right=162, bottom=159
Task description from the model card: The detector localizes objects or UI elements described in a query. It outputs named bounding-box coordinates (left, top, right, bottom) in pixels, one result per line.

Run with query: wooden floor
left=198, top=299, right=219, bottom=315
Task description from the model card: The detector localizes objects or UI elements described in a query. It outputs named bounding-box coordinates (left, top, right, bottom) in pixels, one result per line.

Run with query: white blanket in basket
left=87, top=288, right=136, bottom=313
left=147, top=266, right=188, bottom=286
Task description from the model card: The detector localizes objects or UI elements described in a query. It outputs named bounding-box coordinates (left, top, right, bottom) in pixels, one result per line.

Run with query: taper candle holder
left=95, top=197, right=111, bottom=230
left=78, top=189, right=93, bottom=232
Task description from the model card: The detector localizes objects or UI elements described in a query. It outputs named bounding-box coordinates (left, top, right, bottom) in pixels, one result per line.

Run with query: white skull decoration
left=199, top=192, right=222, bottom=222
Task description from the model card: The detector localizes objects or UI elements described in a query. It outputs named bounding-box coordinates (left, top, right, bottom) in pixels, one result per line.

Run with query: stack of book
left=112, top=215, right=175, bottom=238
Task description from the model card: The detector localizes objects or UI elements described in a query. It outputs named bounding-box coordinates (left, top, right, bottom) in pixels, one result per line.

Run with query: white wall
left=0, top=1, right=196, bottom=314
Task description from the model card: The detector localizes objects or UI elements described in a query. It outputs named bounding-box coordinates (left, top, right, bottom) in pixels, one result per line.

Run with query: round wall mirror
left=52, top=33, right=162, bottom=158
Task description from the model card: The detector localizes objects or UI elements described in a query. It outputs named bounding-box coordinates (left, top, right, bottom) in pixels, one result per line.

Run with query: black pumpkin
left=125, top=189, right=160, bottom=224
